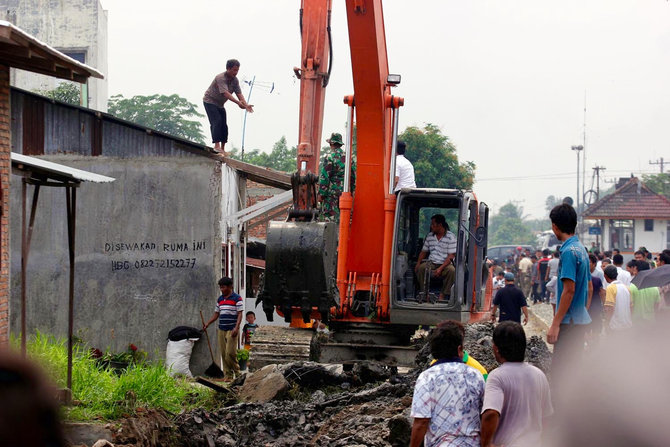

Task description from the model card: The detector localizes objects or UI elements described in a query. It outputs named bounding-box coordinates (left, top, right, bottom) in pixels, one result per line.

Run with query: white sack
left=165, top=338, right=197, bottom=377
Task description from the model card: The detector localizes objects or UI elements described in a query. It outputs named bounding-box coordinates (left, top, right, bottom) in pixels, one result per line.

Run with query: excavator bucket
left=257, top=220, right=339, bottom=324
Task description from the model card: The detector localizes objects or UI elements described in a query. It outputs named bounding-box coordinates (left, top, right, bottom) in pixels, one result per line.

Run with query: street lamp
left=571, top=145, right=583, bottom=235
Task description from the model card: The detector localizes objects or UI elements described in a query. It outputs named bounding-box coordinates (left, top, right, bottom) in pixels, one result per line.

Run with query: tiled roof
left=583, top=177, right=670, bottom=219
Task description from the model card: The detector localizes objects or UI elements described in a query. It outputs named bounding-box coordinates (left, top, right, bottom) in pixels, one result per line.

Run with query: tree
left=488, top=202, right=536, bottom=246
left=399, top=123, right=475, bottom=190
left=229, top=136, right=297, bottom=172
left=642, top=173, right=670, bottom=199
left=545, top=195, right=563, bottom=213
left=108, top=94, right=205, bottom=144
left=33, top=82, right=81, bottom=105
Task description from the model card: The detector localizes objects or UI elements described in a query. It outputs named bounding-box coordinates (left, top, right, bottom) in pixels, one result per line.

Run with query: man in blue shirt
left=547, top=204, right=592, bottom=373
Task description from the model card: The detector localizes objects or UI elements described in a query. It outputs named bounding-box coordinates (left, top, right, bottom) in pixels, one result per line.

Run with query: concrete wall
left=0, top=65, right=10, bottom=347
left=602, top=218, right=669, bottom=255
left=10, top=155, right=222, bottom=373
left=634, top=219, right=668, bottom=253
left=1, top=0, right=108, bottom=111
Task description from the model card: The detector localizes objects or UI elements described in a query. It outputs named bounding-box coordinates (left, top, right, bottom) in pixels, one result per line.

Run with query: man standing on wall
left=203, top=59, right=254, bottom=154
left=204, top=277, right=243, bottom=381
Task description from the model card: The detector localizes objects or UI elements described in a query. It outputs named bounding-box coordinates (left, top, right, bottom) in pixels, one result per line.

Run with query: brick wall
left=0, top=64, right=10, bottom=348
left=246, top=181, right=290, bottom=240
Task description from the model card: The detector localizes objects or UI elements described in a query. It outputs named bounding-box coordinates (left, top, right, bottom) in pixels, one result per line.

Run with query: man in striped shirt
left=204, top=277, right=244, bottom=381
left=414, top=214, right=457, bottom=301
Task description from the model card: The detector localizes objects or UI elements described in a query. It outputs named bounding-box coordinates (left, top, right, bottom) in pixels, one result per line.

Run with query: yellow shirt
left=430, top=351, right=488, bottom=380
left=604, top=283, right=618, bottom=307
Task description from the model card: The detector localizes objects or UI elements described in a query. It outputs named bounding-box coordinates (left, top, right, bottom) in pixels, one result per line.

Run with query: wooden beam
left=221, top=156, right=292, bottom=190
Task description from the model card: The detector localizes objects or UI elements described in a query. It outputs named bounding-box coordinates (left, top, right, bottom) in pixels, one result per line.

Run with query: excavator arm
left=259, top=0, right=403, bottom=326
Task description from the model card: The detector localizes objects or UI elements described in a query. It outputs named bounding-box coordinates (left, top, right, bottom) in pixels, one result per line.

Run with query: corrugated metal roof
left=583, top=177, right=670, bottom=219
left=11, top=152, right=115, bottom=183
left=0, top=20, right=103, bottom=82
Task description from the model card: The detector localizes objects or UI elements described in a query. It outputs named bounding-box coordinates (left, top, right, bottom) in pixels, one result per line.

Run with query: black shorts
left=203, top=102, right=228, bottom=144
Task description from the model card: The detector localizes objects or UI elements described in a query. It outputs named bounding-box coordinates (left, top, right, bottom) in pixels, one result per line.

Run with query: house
left=0, top=0, right=108, bottom=110
left=0, top=20, right=104, bottom=347
left=583, top=177, right=670, bottom=254
left=8, top=85, right=292, bottom=372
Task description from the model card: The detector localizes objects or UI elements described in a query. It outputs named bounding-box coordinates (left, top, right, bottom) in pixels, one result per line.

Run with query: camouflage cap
left=326, top=133, right=344, bottom=146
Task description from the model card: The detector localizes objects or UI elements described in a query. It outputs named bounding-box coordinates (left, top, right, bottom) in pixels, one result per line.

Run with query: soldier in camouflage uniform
left=318, top=133, right=354, bottom=222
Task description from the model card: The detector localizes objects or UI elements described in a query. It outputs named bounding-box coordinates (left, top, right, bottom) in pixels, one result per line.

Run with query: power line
left=649, top=157, right=666, bottom=173
left=475, top=169, right=658, bottom=183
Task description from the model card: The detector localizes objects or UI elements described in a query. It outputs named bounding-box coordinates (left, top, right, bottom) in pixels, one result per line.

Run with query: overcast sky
left=102, top=0, right=670, bottom=219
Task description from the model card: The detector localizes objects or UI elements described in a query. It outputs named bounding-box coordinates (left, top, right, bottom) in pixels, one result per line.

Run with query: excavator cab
left=389, top=189, right=488, bottom=326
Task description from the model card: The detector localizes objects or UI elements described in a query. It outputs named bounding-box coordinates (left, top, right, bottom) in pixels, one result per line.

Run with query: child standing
left=242, top=311, right=258, bottom=350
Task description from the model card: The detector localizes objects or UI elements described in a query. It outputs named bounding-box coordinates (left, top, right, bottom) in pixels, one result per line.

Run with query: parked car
left=487, top=245, right=535, bottom=266
left=536, top=230, right=560, bottom=252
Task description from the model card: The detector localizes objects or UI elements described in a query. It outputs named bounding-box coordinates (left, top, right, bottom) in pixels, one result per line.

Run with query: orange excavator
left=257, top=0, right=490, bottom=366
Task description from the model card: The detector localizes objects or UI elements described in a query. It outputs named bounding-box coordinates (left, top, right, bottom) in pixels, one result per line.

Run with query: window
left=62, top=51, right=86, bottom=64
left=609, top=220, right=634, bottom=251
left=644, top=219, right=654, bottom=232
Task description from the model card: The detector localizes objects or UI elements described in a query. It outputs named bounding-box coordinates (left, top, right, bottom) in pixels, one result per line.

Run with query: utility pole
left=582, top=92, right=587, bottom=220
left=649, top=157, right=666, bottom=173
left=571, top=145, right=583, bottom=237
left=592, top=165, right=605, bottom=249
left=592, top=165, right=606, bottom=198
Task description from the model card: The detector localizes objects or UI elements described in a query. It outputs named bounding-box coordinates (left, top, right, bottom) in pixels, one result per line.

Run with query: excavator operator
left=414, top=214, right=457, bottom=302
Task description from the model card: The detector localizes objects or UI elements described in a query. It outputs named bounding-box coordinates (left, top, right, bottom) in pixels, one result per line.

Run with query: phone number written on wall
left=111, top=258, right=197, bottom=271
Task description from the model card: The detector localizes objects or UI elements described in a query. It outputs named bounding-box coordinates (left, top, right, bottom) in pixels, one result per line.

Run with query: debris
left=98, top=327, right=553, bottom=446
left=92, top=440, right=114, bottom=447
left=238, top=364, right=291, bottom=403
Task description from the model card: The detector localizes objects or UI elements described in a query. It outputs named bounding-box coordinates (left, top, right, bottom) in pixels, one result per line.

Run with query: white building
left=0, top=0, right=108, bottom=111
left=584, top=177, right=670, bottom=254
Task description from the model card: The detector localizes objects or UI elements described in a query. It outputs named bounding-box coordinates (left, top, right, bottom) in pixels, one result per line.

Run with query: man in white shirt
left=612, top=254, right=632, bottom=286
left=481, top=321, right=553, bottom=447
left=603, top=265, right=632, bottom=331
left=394, top=141, right=416, bottom=193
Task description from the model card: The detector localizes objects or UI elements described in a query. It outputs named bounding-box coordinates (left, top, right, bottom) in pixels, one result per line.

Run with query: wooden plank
left=222, top=156, right=292, bottom=190
left=195, top=376, right=232, bottom=393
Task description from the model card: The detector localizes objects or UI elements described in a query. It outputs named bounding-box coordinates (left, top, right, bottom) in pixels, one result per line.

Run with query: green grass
left=15, top=332, right=218, bottom=421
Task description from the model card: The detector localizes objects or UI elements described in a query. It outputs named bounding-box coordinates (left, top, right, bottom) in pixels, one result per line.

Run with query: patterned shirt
left=422, top=231, right=457, bottom=265
left=215, top=292, right=243, bottom=331
left=411, top=361, right=485, bottom=447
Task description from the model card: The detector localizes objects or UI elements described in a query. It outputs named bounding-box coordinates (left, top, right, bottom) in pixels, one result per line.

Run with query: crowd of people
left=416, top=203, right=670, bottom=447
left=490, top=237, right=669, bottom=336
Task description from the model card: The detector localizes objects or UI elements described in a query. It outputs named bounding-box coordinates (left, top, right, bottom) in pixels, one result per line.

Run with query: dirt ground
left=74, top=316, right=552, bottom=447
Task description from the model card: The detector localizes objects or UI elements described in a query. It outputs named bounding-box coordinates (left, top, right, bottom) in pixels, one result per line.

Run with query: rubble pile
left=464, top=322, right=498, bottom=372
left=173, top=328, right=553, bottom=447
left=526, top=335, right=552, bottom=374
left=174, top=369, right=413, bottom=447
left=98, top=321, right=551, bottom=447
left=416, top=322, right=553, bottom=375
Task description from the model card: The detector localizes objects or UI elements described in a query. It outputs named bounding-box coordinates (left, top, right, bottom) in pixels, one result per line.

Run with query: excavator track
left=248, top=326, right=315, bottom=370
